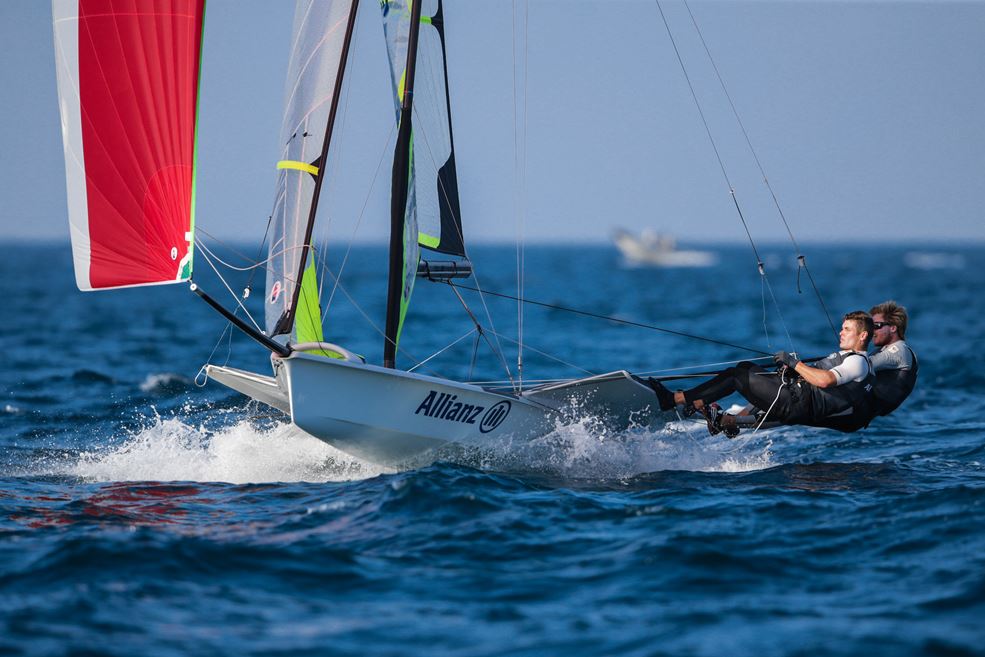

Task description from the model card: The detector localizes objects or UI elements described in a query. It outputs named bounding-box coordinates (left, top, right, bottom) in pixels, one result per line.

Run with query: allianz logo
left=415, top=391, right=511, bottom=433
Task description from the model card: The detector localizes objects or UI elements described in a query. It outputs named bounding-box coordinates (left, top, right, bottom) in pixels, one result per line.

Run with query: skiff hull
left=207, top=354, right=661, bottom=466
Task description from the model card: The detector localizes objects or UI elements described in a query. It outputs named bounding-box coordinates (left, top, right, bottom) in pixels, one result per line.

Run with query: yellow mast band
left=277, top=160, right=320, bottom=176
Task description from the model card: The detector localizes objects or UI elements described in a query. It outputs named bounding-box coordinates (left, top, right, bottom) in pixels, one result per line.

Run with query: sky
left=1, top=0, right=983, bottom=245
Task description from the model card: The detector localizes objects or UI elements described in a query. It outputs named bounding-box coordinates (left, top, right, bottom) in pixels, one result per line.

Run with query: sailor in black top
left=869, top=302, right=918, bottom=415
left=649, top=311, right=877, bottom=435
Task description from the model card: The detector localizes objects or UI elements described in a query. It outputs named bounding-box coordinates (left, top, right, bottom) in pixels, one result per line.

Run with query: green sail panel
left=294, top=259, right=324, bottom=345
left=294, top=255, right=346, bottom=359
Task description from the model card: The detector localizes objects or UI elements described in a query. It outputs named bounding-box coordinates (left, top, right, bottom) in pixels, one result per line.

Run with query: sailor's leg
left=732, top=365, right=799, bottom=422
left=682, top=361, right=758, bottom=407
left=681, top=371, right=736, bottom=406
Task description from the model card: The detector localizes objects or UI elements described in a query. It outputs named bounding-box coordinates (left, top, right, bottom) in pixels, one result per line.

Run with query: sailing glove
left=773, top=351, right=800, bottom=369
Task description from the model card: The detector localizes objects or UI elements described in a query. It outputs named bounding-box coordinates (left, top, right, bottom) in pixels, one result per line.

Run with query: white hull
left=207, top=354, right=660, bottom=466
left=613, top=230, right=716, bottom=268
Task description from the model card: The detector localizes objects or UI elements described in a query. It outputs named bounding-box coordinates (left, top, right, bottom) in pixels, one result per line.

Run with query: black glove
left=773, top=351, right=799, bottom=369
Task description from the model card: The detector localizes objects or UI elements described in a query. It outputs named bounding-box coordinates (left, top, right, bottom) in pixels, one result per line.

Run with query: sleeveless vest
left=807, top=351, right=876, bottom=422
left=872, top=344, right=918, bottom=416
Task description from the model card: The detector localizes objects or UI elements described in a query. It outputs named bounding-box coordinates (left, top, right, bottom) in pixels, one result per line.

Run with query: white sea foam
left=70, top=418, right=391, bottom=484
left=58, top=404, right=774, bottom=484
left=462, top=413, right=776, bottom=479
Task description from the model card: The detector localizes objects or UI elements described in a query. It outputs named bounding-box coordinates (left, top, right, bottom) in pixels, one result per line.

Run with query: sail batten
left=53, top=0, right=205, bottom=291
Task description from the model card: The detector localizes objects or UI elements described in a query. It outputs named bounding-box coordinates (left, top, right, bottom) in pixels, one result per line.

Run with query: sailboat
left=612, top=228, right=717, bottom=268
left=52, top=0, right=662, bottom=466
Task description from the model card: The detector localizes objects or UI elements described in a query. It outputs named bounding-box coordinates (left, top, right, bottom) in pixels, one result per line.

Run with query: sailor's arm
left=798, top=353, right=868, bottom=389
left=792, top=362, right=838, bottom=388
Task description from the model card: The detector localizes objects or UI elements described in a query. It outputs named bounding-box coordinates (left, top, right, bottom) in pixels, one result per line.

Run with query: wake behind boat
left=613, top=228, right=717, bottom=268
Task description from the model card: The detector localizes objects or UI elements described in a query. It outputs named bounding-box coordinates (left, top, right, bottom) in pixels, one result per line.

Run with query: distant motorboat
left=902, top=251, right=965, bottom=270
left=613, top=228, right=717, bottom=267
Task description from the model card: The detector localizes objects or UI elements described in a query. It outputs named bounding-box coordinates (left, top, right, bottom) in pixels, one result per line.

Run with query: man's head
left=839, top=310, right=874, bottom=352
left=869, top=300, right=907, bottom=347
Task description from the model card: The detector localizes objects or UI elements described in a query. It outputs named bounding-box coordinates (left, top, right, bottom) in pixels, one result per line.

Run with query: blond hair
left=869, top=300, right=908, bottom=339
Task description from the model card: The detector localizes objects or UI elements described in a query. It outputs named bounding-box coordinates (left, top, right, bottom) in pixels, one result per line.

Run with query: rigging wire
left=196, top=227, right=307, bottom=271
left=445, top=280, right=772, bottom=357
left=512, top=0, right=530, bottom=391
left=635, top=355, right=774, bottom=376
left=653, top=0, right=795, bottom=352
left=195, top=241, right=265, bottom=334
left=448, top=283, right=517, bottom=388
left=408, top=327, right=477, bottom=373
left=486, top=328, right=597, bottom=379
left=243, top=213, right=274, bottom=298
left=194, top=322, right=234, bottom=387
left=681, top=0, right=838, bottom=338
left=196, top=229, right=320, bottom=341
left=196, top=235, right=320, bottom=350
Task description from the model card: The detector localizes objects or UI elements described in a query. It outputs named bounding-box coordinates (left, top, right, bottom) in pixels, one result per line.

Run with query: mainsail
left=381, top=0, right=465, bottom=367
left=380, top=0, right=465, bottom=257
left=265, top=0, right=358, bottom=341
left=53, top=0, right=205, bottom=291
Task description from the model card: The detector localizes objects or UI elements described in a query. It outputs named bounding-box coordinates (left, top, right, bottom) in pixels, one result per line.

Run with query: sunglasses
left=873, top=321, right=891, bottom=329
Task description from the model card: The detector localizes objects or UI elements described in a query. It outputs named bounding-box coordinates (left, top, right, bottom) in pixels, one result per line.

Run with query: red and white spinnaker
left=53, top=0, right=205, bottom=290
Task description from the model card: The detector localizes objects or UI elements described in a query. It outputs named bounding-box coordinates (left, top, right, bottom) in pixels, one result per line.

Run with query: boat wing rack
left=418, top=259, right=472, bottom=281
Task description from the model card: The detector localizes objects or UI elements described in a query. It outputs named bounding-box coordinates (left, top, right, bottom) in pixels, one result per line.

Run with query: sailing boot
left=719, top=413, right=741, bottom=439
left=700, top=403, right=725, bottom=436
left=646, top=378, right=677, bottom=412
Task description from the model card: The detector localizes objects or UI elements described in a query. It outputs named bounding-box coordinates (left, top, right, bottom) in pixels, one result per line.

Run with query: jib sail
left=265, top=0, right=358, bottom=341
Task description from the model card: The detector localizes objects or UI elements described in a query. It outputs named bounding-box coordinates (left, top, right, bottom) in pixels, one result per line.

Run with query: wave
left=138, top=372, right=195, bottom=395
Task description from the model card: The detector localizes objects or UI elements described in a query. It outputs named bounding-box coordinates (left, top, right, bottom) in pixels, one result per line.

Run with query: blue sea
left=1, top=240, right=983, bottom=656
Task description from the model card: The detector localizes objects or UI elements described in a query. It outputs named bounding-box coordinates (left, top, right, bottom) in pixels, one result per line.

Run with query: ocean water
left=1, top=240, right=984, bottom=656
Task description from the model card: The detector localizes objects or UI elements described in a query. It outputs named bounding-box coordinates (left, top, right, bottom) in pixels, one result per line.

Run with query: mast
left=384, top=0, right=425, bottom=368
left=273, top=0, right=362, bottom=338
